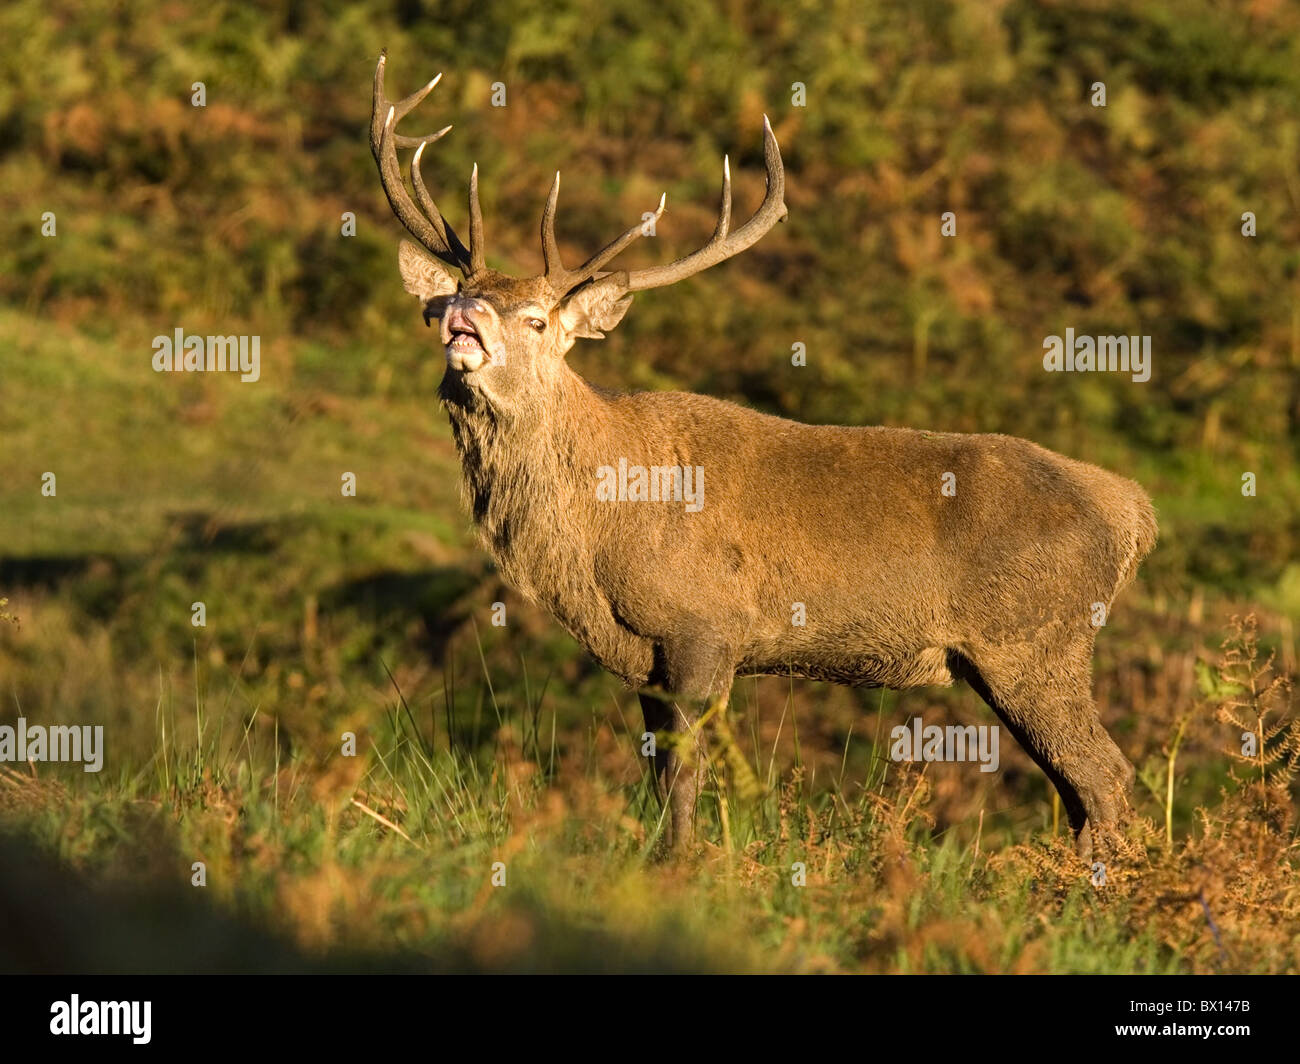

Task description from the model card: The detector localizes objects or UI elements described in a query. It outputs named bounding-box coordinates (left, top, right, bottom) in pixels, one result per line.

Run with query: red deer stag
left=370, top=53, right=1157, bottom=859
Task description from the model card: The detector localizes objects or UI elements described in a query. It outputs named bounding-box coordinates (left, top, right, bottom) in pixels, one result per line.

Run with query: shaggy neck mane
left=439, top=368, right=611, bottom=612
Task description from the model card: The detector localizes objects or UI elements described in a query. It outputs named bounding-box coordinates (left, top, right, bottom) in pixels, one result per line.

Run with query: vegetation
left=1, top=0, right=1297, bottom=972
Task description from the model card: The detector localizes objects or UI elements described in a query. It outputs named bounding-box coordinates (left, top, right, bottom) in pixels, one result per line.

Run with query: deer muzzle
left=442, top=303, right=492, bottom=372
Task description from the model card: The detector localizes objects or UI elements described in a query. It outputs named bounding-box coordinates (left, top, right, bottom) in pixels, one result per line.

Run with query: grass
left=1, top=557, right=1297, bottom=972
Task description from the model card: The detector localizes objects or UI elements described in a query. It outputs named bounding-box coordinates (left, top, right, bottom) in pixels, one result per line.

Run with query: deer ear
left=559, top=281, right=634, bottom=340
left=398, top=240, right=459, bottom=301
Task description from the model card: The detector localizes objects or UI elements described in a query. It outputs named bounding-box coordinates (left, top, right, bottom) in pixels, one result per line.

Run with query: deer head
left=371, top=52, right=786, bottom=411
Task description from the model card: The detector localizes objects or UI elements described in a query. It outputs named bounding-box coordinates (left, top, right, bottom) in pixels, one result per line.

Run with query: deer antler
left=374, top=52, right=785, bottom=291
left=540, top=173, right=667, bottom=293
left=547, top=117, right=786, bottom=297
left=622, top=117, right=786, bottom=292
left=371, top=52, right=484, bottom=276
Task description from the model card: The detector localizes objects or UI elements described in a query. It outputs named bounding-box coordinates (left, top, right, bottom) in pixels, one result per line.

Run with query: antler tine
left=541, top=172, right=564, bottom=280
left=468, top=163, right=486, bottom=275
left=392, top=70, right=441, bottom=123
left=712, top=155, right=733, bottom=242
left=371, top=52, right=474, bottom=273
left=620, top=116, right=785, bottom=294
left=409, top=136, right=469, bottom=265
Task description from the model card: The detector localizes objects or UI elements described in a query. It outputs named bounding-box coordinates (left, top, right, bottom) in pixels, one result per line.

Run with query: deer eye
left=527, top=318, right=546, bottom=332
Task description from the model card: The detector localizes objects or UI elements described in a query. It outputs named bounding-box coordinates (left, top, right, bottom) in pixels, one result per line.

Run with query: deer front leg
left=638, top=691, right=709, bottom=849
left=640, top=640, right=735, bottom=850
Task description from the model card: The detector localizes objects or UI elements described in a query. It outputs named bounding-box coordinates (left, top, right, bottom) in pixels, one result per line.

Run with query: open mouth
left=448, top=323, right=485, bottom=355
left=443, top=308, right=490, bottom=372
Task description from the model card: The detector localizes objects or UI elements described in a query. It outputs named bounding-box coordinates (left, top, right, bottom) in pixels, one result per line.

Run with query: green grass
left=0, top=646, right=1284, bottom=974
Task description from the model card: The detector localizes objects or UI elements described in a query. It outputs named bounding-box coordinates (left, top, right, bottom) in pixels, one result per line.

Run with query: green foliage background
left=4, top=0, right=1298, bottom=590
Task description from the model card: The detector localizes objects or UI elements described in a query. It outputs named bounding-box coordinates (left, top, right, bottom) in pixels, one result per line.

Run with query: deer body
left=373, top=53, right=1156, bottom=858
left=447, top=371, right=1155, bottom=692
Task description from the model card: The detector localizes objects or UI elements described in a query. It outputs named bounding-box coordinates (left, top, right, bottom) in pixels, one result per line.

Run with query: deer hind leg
left=957, top=643, right=1134, bottom=861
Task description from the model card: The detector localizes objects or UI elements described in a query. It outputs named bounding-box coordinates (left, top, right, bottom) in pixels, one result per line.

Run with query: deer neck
left=439, top=366, right=608, bottom=604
